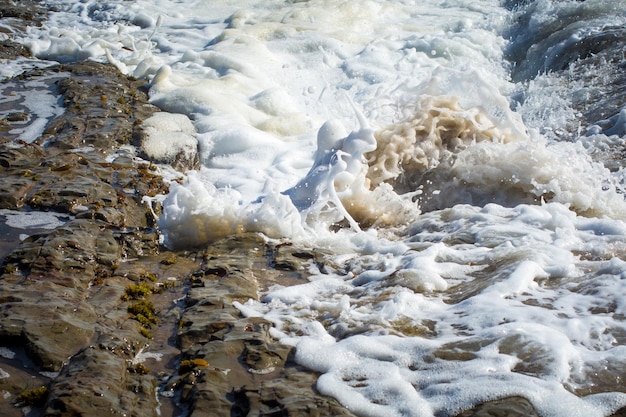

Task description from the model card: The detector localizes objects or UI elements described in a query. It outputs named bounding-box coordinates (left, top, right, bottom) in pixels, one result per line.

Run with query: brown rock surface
left=0, top=52, right=174, bottom=415
left=165, top=235, right=358, bottom=417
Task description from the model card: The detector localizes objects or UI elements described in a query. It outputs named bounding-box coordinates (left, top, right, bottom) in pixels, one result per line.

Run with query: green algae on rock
left=14, top=385, right=48, bottom=407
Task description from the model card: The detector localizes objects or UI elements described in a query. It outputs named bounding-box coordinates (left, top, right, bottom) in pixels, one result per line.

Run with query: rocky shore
left=0, top=10, right=360, bottom=414
left=0, top=59, right=356, bottom=417
left=0, top=3, right=624, bottom=417
left=0, top=3, right=367, bottom=416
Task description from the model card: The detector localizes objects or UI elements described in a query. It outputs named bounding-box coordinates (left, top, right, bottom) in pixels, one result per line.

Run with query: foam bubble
left=139, top=112, right=197, bottom=166
left=158, top=171, right=308, bottom=249
left=158, top=173, right=245, bottom=248
left=238, top=201, right=626, bottom=416
left=0, top=347, right=16, bottom=360
left=367, top=94, right=525, bottom=189
left=364, top=93, right=626, bottom=218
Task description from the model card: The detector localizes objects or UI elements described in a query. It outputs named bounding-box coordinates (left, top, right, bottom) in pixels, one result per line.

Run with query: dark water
left=505, top=0, right=626, bottom=142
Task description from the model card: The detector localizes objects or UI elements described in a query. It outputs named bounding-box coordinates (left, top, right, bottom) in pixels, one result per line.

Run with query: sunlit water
left=4, top=0, right=626, bottom=415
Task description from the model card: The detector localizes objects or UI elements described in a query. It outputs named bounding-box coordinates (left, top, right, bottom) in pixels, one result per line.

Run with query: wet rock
left=45, top=344, right=158, bottom=417
left=0, top=0, right=46, bottom=22
left=238, top=367, right=361, bottom=417
left=167, top=234, right=358, bottom=417
left=39, top=62, right=158, bottom=151
left=0, top=4, right=169, bottom=416
left=0, top=221, right=121, bottom=370
left=0, top=350, right=50, bottom=417
left=1, top=223, right=354, bottom=415
left=0, top=53, right=178, bottom=415
left=0, top=63, right=169, bottom=229
left=5, top=219, right=120, bottom=278
left=0, top=40, right=30, bottom=59
left=455, top=396, right=539, bottom=417
left=0, top=218, right=159, bottom=372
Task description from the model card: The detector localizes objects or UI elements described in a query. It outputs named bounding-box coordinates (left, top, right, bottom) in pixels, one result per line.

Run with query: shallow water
left=6, top=0, right=626, bottom=415
left=0, top=209, right=72, bottom=264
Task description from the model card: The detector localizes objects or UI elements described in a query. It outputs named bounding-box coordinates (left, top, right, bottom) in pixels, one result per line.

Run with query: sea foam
left=16, top=0, right=626, bottom=416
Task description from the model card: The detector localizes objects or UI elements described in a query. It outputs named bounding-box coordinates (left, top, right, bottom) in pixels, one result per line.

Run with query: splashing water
left=12, top=0, right=626, bottom=415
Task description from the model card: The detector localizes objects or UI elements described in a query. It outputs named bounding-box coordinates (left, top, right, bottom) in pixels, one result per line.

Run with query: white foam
left=140, top=112, right=197, bottom=164
left=17, top=1, right=626, bottom=416
left=132, top=349, right=163, bottom=365
left=238, top=202, right=626, bottom=416
left=0, top=347, right=16, bottom=360
left=0, top=209, right=71, bottom=230
left=157, top=171, right=308, bottom=248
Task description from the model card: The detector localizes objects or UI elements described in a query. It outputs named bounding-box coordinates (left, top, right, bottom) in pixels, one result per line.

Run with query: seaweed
left=14, top=385, right=48, bottom=407
left=127, top=300, right=158, bottom=326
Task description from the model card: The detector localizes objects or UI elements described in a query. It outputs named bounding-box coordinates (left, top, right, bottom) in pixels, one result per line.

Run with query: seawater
left=8, top=0, right=626, bottom=416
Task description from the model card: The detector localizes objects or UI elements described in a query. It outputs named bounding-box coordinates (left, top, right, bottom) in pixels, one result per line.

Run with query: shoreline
left=1, top=2, right=625, bottom=417
left=0, top=5, right=360, bottom=416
